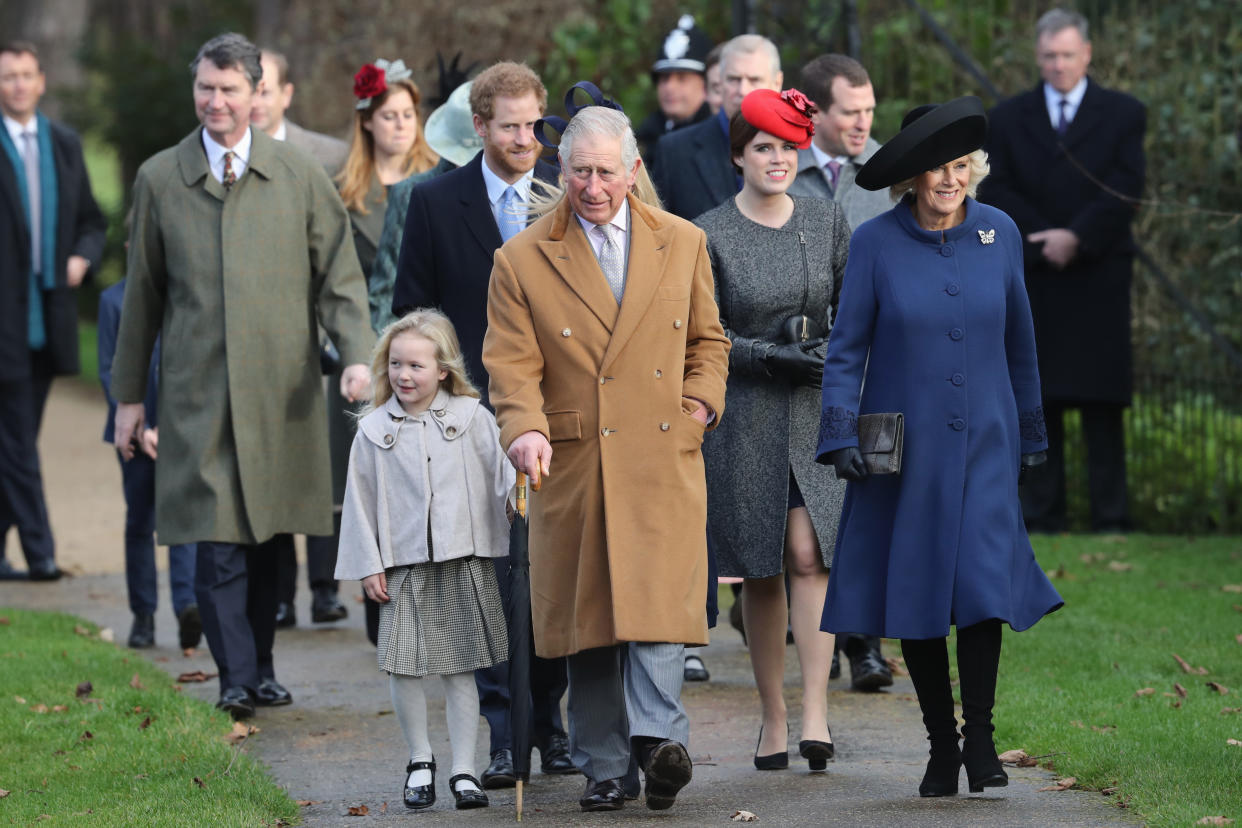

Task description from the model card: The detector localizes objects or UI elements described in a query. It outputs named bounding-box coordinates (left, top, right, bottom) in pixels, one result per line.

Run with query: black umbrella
left=507, top=470, right=536, bottom=820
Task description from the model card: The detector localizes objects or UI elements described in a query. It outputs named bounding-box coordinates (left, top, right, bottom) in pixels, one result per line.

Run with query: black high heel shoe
left=919, top=740, right=961, bottom=797
left=798, top=725, right=835, bottom=772
left=753, top=725, right=789, bottom=770
left=963, top=739, right=1008, bottom=792
left=404, top=759, right=436, bottom=810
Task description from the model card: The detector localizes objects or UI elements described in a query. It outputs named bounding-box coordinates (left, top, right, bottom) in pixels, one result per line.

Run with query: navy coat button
left=946, top=283, right=960, bottom=296
left=951, top=373, right=965, bottom=386
left=950, top=418, right=966, bottom=431
left=940, top=245, right=954, bottom=257
left=949, top=327, right=964, bottom=340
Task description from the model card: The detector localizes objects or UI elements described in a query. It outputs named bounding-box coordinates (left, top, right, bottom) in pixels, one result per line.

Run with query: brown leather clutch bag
left=858, top=413, right=903, bottom=475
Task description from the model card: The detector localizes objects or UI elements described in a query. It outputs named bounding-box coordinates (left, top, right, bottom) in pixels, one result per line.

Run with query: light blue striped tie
left=499, top=186, right=524, bottom=242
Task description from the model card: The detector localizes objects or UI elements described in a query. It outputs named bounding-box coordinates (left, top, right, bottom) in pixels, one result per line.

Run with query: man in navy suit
left=391, top=60, right=574, bottom=789
left=651, top=34, right=782, bottom=221
left=982, top=8, right=1145, bottom=533
left=0, top=41, right=106, bottom=580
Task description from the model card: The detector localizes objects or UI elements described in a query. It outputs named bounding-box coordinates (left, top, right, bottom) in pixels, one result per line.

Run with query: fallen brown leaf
left=225, top=721, right=259, bottom=744
left=296, top=800, right=322, bottom=807
left=0, top=788, right=9, bottom=798
left=80, top=731, right=93, bottom=741
left=31, top=703, right=48, bottom=713
left=138, top=716, right=151, bottom=730
left=1101, top=786, right=1119, bottom=795
left=73, top=624, right=91, bottom=636
left=0, top=616, right=9, bottom=624
left=1236, top=634, right=1242, bottom=645
left=731, top=811, right=759, bottom=823
left=885, top=656, right=907, bottom=676
left=998, top=748, right=1029, bottom=764
left=1037, top=776, right=1077, bottom=792
left=1175, top=683, right=1189, bottom=698
left=130, top=674, right=145, bottom=690
left=1208, top=682, right=1230, bottom=695
left=1195, top=818, right=1234, bottom=826
left=1070, top=720, right=1085, bottom=728
left=98, top=628, right=114, bottom=643
left=346, top=804, right=369, bottom=816
left=51, top=705, right=67, bottom=713
left=1172, top=699, right=1183, bottom=708
left=1222, top=707, right=1242, bottom=715
left=175, top=670, right=217, bottom=683
left=1223, top=585, right=1242, bottom=593
left=193, top=776, right=206, bottom=788
left=380, top=802, right=388, bottom=814
left=1227, top=739, right=1242, bottom=747
left=1135, top=687, right=1156, bottom=697
left=1173, top=653, right=1210, bottom=675
left=1107, top=560, right=1132, bottom=572
left=13, top=695, right=26, bottom=704
left=75, top=681, right=92, bottom=698
left=1092, top=724, right=1117, bottom=733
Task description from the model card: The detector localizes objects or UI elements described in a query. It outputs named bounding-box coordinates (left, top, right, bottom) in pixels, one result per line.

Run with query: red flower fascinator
left=740, top=88, right=817, bottom=149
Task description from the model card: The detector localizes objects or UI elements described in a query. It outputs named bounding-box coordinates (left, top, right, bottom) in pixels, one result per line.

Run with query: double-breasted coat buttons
left=561, top=328, right=572, bottom=337
left=660, top=422, right=670, bottom=431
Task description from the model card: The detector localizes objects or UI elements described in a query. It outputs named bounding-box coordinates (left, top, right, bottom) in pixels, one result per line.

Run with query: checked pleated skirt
left=377, top=557, right=509, bottom=677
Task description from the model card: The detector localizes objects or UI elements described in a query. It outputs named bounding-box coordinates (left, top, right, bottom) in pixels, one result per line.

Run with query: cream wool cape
left=483, top=193, right=731, bottom=659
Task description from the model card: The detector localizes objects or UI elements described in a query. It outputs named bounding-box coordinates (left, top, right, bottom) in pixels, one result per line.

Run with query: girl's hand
left=363, top=572, right=389, bottom=603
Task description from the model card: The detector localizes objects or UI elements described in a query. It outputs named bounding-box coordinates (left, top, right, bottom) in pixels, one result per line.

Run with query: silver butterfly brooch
left=977, top=229, right=995, bottom=245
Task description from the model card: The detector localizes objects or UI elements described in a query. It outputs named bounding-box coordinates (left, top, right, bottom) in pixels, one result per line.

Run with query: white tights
left=390, top=671, right=481, bottom=791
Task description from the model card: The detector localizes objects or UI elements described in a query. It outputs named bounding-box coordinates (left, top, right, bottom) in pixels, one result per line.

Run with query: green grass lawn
left=0, top=609, right=299, bottom=826
left=990, top=535, right=1242, bottom=826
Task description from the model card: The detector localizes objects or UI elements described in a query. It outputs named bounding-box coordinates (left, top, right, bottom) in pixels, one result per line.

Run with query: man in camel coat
left=483, top=106, right=729, bottom=813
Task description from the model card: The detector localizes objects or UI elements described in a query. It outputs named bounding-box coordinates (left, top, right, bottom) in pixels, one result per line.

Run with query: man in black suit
left=0, top=41, right=106, bottom=580
left=982, top=8, right=1145, bottom=533
left=651, top=34, right=782, bottom=221
left=391, top=60, right=574, bottom=789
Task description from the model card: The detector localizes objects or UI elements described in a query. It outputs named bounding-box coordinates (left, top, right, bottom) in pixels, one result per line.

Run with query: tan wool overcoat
left=111, top=128, right=374, bottom=546
left=483, top=194, right=730, bottom=658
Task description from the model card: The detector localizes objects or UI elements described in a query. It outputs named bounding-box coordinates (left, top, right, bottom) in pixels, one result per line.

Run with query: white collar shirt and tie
left=481, top=156, right=535, bottom=243
left=809, top=142, right=850, bottom=195
left=4, top=114, right=42, bottom=274
left=1044, top=77, right=1087, bottom=135
left=201, top=127, right=253, bottom=187
left=576, top=201, right=630, bottom=303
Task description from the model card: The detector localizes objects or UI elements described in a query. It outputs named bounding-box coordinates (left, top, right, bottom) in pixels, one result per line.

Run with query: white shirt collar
left=480, top=155, right=535, bottom=206
left=201, top=126, right=253, bottom=184
left=3, top=113, right=37, bottom=147
left=271, top=120, right=288, bottom=142
left=1044, top=77, right=1088, bottom=125
left=575, top=198, right=630, bottom=238
left=809, top=142, right=851, bottom=169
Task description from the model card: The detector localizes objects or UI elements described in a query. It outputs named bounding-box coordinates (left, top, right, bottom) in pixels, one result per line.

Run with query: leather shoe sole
left=643, top=741, right=692, bottom=810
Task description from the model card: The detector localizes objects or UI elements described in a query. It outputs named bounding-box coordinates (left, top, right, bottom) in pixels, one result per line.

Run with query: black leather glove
left=762, top=343, right=824, bottom=387
left=825, top=446, right=869, bottom=481
left=1019, top=450, right=1047, bottom=485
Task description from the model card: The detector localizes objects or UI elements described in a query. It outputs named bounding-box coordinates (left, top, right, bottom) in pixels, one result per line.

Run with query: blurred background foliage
left=14, top=0, right=1239, bottom=530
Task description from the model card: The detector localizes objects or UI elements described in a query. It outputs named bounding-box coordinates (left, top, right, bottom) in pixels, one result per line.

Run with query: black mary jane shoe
left=963, top=740, right=1008, bottom=792
left=798, top=733, right=835, bottom=773
left=753, top=725, right=789, bottom=770
left=449, top=774, right=489, bottom=809
left=404, top=759, right=436, bottom=810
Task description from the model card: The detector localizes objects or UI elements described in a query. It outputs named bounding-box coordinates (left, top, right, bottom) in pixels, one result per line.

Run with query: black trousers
left=274, top=523, right=340, bottom=604
left=477, top=554, right=569, bottom=754
left=0, top=352, right=56, bottom=569
left=1021, top=401, right=1129, bottom=531
left=195, top=538, right=281, bottom=693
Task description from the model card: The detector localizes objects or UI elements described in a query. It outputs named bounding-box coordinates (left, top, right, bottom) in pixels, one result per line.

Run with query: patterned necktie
left=21, top=132, right=41, bottom=273
left=1055, top=98, right=1070, bottom=136
left=222, top=150, right=237, bottom=189
left=498, top=185, right=525, bottom=242
left=825, top=159, right=842, bottom=194
left=595, top=224, right=625, bottom=303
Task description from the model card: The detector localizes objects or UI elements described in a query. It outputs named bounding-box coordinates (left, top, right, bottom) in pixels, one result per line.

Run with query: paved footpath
left=3, top=383, right=1135, bottom=826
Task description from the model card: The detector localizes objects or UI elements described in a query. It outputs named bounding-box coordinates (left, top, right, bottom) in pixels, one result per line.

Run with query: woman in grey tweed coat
left=695, top=89, right=849, bottom=771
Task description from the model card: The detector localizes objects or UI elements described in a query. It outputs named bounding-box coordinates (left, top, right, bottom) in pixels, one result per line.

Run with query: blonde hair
left=889, top=148, right=990, bottom=202
left=365, top=309, right=479, bottom=414
left=337, top=78, right=439, bottom=214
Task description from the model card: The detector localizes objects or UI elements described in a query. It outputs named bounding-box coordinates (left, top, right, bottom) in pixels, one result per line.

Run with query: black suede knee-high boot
left=900, top=637, right=961, bottom=797
left=956, top=619, right=1007, bottom=792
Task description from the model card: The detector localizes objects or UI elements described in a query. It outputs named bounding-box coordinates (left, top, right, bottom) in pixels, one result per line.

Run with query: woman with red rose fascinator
left=693, top=88, right=850, bottom=773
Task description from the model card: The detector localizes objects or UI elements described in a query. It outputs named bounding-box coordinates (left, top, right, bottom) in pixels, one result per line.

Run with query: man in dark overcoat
left=110, top=33, right=373, bottom=719
left=391, top=61, right=575, bottom=789
left=0, top=40, right=106, bottom=581
left=981, top=8, right=1146, bottom=532
left=651, top=34, right=781, bottom=221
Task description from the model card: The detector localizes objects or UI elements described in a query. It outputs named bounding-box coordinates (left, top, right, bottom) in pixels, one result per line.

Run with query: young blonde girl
left=336, top=309, right=512, bottom=811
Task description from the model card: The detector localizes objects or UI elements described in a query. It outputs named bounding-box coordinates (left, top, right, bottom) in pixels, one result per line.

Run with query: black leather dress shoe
left=850, top=650, right=894, bottom=691
left=579, top=777, right=625, bottom=811
left=177, top=604, right=202, bottom=650
left=216, top=686, right=255, bottom=720
left=310, top=586, right=348, bottom=623
left=481, top=748, right=516, bottom=789
left=539, top=732, right=577, bottom=775
left=642, top=740, right=692, bottom=810
left=128, top=614, right=155, bottom=648
left=449, top=774, right=489, bottom=809
left=0, top=558, right=22, bottom=580
left=254, top=678, right=293, bottom=706
left=27, top=560, right=63, bottom=581
left=274, top=601, right=296, bottom=628
left=404, top=759, right=435, bottom=810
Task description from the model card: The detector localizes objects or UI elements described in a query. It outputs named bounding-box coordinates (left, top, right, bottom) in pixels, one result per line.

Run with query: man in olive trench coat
left=110, top=34, right=373, bottom=719
left=483, top=107, right=729, bottom=811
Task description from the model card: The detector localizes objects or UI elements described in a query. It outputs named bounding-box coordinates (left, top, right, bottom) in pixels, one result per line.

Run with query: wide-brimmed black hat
left=652, top=14, right=713, bottom=75
left=855, top=96, right=988, bottom=191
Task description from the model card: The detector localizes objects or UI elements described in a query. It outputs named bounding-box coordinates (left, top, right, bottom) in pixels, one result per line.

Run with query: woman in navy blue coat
left=815, top=97, right=1063, bottom=798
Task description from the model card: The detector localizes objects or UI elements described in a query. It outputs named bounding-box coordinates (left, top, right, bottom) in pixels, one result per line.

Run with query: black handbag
left=782, top=314, right=827, bottom=346
left=858, top=413, right=904, bottom=475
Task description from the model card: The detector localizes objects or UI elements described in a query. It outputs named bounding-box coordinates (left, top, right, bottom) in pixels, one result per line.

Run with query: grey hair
left=190, top=33, right=263, bottom=90
left=557, top=106, right=640, bottom=172
left=720, top=34, right=781, bottom=80
left=1036, top=8, right=1089, bottom=42
left=889, top=148, right=990, bottom=202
